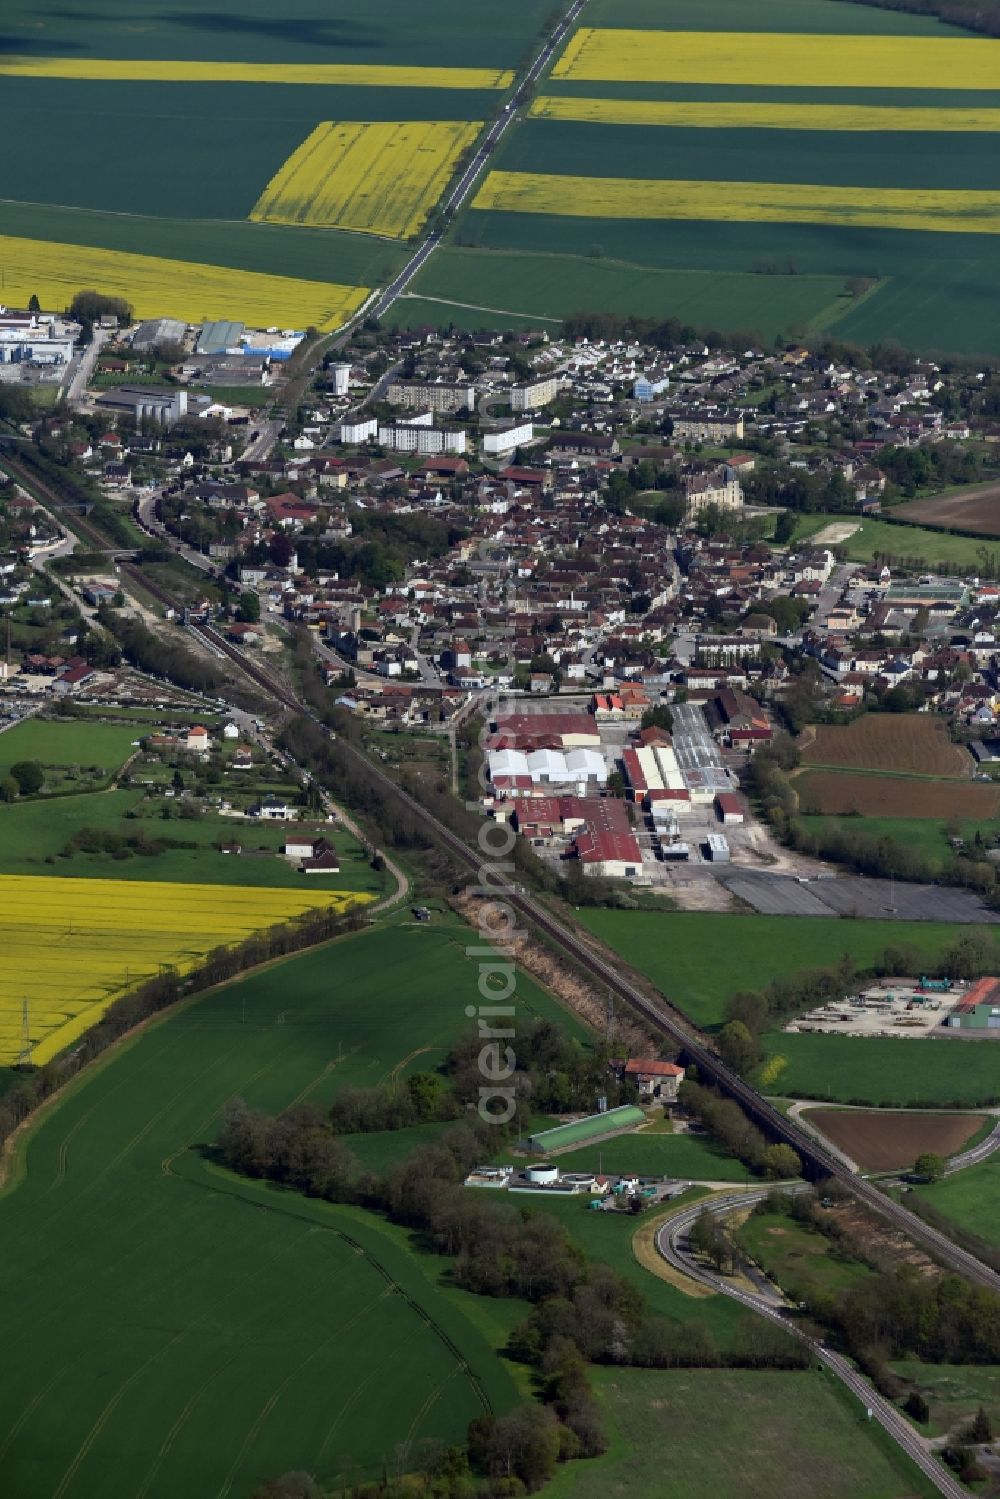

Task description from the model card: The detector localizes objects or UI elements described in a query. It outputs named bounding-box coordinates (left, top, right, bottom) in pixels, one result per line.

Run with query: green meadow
left=915, top=1153, right=1000, bottom=1245
left=800, top=816, right=1000, bottom=872
left=573, top=908, right=1000, bottom=1106
left=543, top=1366, right=937, bottom=1499
left=408, top=246, right=848, bottom=339
left=0, top=717, right=139, bottom=775
left=573, top=909, right=976, bottom=1031
left=0, top=923, right=582, bottom=1497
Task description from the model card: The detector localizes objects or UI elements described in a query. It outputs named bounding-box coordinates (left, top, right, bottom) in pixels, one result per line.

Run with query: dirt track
left=802, top=1108, right=986, bottom=1172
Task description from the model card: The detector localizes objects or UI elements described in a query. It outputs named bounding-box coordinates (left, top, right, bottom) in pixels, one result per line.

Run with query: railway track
left=18, top=490, right=999, bottom=1294
left=330, top=737, right=1000, bottom=1296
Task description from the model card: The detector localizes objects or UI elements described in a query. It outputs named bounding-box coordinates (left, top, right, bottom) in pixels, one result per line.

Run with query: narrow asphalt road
left=658, top=1192, right=967, bottom=1499
left=372, top=0, right=588, bottom=319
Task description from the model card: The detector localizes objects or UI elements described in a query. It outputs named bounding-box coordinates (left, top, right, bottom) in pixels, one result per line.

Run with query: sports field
left=252, top=120, right=480, bottom=237
left=448, top=0, right=1000, bottom=351
left=0, top=922, right=577, bottom=1498
left=0, top=874, right=372, bottom=1065
left=542, top=1130, right=748, bottom=1182
left=792, top=512, right=1000, bottom=569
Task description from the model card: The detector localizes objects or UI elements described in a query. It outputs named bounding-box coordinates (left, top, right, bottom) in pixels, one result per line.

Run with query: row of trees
left=722, top=932, right=1000, bottom=1094
left=220, top=1088, right=810, bottom=1495
left=0, top=901, right=366, bottom=1162
left=677, top=1078, right=800, bottom=1179
left=102, top=610, right=225, bottom=695
left=769, top=1189, right=1000, bottom=1376
left=836, top=0, right=1000, bottom=37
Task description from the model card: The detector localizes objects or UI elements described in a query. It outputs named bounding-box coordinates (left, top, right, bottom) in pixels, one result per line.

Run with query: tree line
left=833, top=0, right=1000, bottom=37
left=102, top=610, right=225, bottom=694
left=218, top=1090, right=809, bottom=1497
left=677, top=1077, right=800, bottom=1179
left=761, top=1189, right=1000, bottom=1395
left=748, top=736, right=1000, bottom=901
left=0, top=902, right=366, bottom=1164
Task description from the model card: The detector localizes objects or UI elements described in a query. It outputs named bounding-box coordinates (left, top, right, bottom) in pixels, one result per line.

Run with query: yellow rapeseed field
left=0, top=56, right=512, bottom=89
left=551, top=28, right=1000, bottom=90
left=251, top=120, right=481, bottom=239
left=0, top=236, right=369, bottom=331
left=472, top=171, right=1000, bottom=234
left=0, top=875, right=373, bottom=1066
left=529, top=95, right=1000, bottom=133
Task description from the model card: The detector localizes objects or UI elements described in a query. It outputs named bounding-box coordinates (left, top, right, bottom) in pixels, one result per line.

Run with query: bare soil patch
left=796, top=769, right=1000, bottom=819
left=893, top=483, right=1000, bottom=538
left=803, top=1107, right=985, bottom=1172
left=800, top=715, right=970, bottom=778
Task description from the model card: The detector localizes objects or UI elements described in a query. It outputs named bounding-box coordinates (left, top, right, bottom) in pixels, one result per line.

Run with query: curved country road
left=657, top=1191, right=966, bottom=1499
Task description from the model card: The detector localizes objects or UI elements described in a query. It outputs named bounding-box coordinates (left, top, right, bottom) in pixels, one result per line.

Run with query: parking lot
left=721, top=870, right=1000, bottom=923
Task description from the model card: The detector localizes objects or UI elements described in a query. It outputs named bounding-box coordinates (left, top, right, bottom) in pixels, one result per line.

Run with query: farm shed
left=526, top=1104, right=646, bottom=1154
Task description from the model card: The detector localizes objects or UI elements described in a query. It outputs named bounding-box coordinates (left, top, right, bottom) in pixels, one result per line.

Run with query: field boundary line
left=215, top=1284, right=393, bottom=1499
left=0, top=921, right=377, bottom=1198
left=806, top=276, right=889, bottom=334
left=0, top=1364, right=71, bottom=1465
left=400, top=292, right=562, bottom=324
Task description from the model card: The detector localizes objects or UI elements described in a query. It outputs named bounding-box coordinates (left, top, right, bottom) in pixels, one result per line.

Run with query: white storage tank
left=524, top=1163, right=559, bottom=1184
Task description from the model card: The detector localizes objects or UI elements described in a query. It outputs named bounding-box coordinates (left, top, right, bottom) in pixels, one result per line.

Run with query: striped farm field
left=799, top=714, right=972, bottom=777
left=795, top=771, right=1000, bottom=821
left=0, top=234, right=368, bottom=330
left=0, top=56, right=512, bottom=89
left=471, top=172, right=1000, bottom=235
left=551, top=28, right=1000, bottom=89
left=252, top=120, right=481, bottom=238
left=0, top=875, right=372, bottom=1066
left=528, top=96, right=1000, bottom=134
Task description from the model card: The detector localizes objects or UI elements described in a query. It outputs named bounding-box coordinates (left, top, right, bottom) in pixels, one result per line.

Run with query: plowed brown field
left=796, top=770, right=1000, bottom=818
left=801, top=715, right=970, bottom=777
left=802, top=1107, right=986, bottom=1171
left=894, top=483, right=1000, bottom=538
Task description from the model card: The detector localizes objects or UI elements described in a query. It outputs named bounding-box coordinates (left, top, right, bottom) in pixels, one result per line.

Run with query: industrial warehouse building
left=947, top=976, right=1000, bottom=1029
left=526, top=1105, right=646, bottom=1154
left=572, top=797, right=643, bottom=878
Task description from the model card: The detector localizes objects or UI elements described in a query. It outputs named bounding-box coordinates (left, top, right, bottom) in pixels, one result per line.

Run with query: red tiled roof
left=624, top=1058, right=684, bottom=1077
